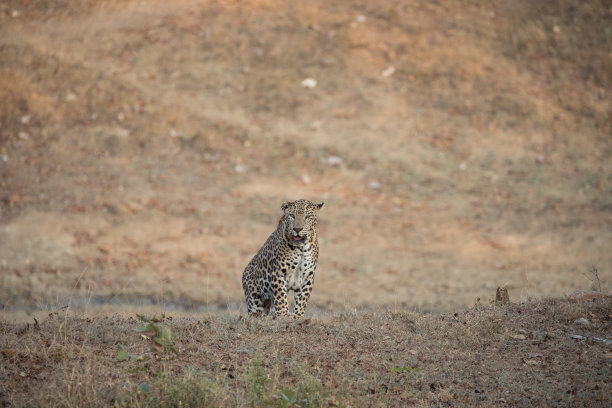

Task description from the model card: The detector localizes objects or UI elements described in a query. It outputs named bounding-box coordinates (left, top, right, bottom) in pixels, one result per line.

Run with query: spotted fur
left=242, top=199, right=324, bottom=318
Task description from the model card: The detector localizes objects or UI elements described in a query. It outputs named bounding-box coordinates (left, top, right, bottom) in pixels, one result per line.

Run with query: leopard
left=242, top=199, right=324, bottom=318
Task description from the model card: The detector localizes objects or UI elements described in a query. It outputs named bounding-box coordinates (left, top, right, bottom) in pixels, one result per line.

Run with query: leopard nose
left=293, top=227, right=302, bottom=234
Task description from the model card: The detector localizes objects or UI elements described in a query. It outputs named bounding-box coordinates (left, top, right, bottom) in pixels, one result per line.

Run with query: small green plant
left=163, top=370, right=223, bottom=407
left=244, top=358, right=329, bottom=408
left=293, top=367, right=327, bottom=408
left=263, top=390, right=308, bottom=407
left=390, top=365, right=419, bottom=375
left=116, top=344, right=149, bottom=375
left=116, top=344, right=149, bottom=362
left=391, top=365, right=419, bottom=389
left=138, top=382, right=151, bottom=393
left=117, top=370, right=225, bottom=407
left=134, top=314, right=178, bottom=355
left=245, top=358, right=269, bottom=406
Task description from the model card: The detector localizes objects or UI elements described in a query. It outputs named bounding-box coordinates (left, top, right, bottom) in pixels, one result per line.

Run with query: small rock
left=20, top=115, right=31, bottom=124
left=509, top=334, right=526, bottom=340
left=234, top=164, right=247, bottom=174
left=301, top=78, right=317, bottom=89
left=116, top=128, right=130, bottom=138
left=571, top=334, right=612, bottom=346
left=573, top=318, right=590, bottom=326
left=324, top=156, right=343, bottom=166
left=301, top=174, right=312, bottom=184
left=382, top=66, right=396, bottom=78
left=203, top=153, right=220, bottom=162
left=368, top=180, right=381, bottom=189
left=356, top=15, right=366, bottom=23
left=18, top=131, right=29, bottom=140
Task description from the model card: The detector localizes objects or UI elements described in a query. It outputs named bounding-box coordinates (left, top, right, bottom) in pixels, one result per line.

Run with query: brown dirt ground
left=0, top=0, right=611, bottom=315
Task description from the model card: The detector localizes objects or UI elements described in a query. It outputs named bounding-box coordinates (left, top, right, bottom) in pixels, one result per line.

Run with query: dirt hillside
left=0, top=0, right=610, bottom=315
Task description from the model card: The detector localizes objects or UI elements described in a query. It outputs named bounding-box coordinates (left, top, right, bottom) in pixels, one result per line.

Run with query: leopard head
left=280, top=199, right=324, bottom=246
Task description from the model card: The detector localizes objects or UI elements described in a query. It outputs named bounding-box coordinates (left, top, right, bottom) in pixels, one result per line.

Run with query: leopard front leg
left=245, top=296, right=264, bottom=316
left=292, top=274, right=314, bottom=318
left=272, top=276, right=290, bottom=317
left=244, top=287, right=266, bottom=316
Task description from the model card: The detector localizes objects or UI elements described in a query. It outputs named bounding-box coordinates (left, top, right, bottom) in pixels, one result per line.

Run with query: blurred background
left=0, top=0, right=610, bottom=316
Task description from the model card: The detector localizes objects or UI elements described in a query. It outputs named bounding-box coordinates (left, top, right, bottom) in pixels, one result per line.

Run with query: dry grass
left=1, top=297, right=610, bottom=407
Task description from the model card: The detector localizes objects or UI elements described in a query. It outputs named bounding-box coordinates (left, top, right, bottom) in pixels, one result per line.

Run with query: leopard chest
left=280, top=245, right=316, bottom=290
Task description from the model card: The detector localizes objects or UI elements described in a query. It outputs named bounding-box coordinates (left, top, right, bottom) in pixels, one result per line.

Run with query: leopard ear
left=315, top=202, right=324, bottom=210
left=281, top=202, right=291, bottom=211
